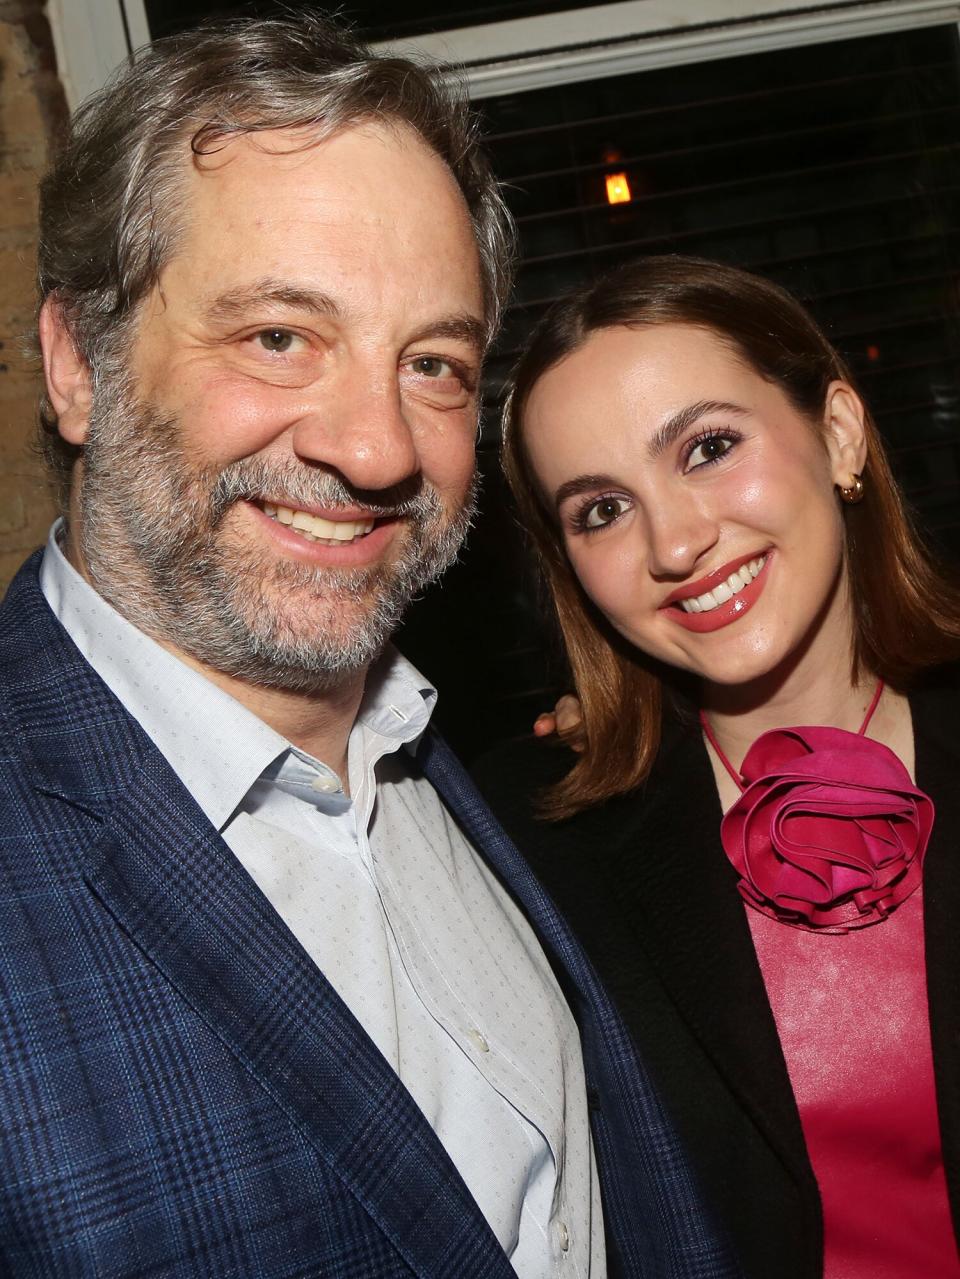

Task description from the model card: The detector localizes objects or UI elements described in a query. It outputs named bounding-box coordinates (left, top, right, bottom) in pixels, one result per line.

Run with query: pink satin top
left=748, top=888, right=960, bottom=1277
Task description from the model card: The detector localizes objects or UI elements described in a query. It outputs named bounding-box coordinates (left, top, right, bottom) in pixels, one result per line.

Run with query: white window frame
left=49, top=0, right=960, bottom=109
left=376, top=0, right=960, bottom=98
left=47, top=0, right=150, bottom=110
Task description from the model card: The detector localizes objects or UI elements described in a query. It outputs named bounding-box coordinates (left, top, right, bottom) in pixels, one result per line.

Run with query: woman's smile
left=661, top=550, right=772, bottom=633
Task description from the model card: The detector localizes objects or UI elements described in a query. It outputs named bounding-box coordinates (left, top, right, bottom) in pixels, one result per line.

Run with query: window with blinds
left=125, top=9, right=960, bottom=755
left=482, top=25, right=960, bottom=537
left=398, top=23, right=960, bottom=758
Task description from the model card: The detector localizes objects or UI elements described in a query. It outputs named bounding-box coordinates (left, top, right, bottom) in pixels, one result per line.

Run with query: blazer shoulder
left=0, top=551, right=60, bottom=687
left=471, top=714, right=695, bottom=857
left=470, top=733, right=658, bottom=919
left=471, top=736, right=574, bottom=833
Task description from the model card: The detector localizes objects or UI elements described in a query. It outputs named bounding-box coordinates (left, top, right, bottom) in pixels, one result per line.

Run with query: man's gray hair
left=37, top=11, right=515, bottom=501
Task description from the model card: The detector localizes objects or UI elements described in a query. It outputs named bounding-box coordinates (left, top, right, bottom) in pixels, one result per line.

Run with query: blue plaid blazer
left=0, top=554, right=741, bottom=1279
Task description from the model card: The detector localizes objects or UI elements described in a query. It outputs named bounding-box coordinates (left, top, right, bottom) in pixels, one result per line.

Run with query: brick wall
left=0, top=0, right=65, bottom=589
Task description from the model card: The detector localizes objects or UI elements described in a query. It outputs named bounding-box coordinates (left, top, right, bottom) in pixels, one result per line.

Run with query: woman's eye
left=584, top=496, right=627, bottom=528
left=686, top=434, right=735, bottom=468
left=257, top=328, right=299, bottom=354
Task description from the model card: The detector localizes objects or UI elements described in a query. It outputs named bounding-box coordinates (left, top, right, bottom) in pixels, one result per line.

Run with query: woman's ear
left=39, top=298, right=93, bottom=446
left=822, top=380, right=868, bottom=488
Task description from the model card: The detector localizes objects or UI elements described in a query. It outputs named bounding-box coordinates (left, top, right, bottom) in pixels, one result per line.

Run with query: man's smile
left=261, top=500, right=376, bottom=545
left=245, top=497, right=404, bottom=568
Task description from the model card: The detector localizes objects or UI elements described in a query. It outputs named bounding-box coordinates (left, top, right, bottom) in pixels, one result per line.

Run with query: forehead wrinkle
left=647, top=400, right=749, bottom=460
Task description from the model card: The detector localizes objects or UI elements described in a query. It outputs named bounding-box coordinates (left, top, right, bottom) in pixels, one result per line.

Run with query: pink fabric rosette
left=720, top=726, right=934, bottom=933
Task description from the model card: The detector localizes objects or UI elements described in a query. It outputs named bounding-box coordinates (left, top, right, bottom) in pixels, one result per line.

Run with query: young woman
left=473, top=255, right=960, bottom=1279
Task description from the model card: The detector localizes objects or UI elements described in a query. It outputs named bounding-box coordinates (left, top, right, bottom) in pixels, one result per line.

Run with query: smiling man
left=0, top=13, right=739, bottom=1279
left=45, top=120, right=485, bottom=737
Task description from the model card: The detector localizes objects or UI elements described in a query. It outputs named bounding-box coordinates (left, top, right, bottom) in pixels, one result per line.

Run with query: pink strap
left=859, top=678, right=885, bottom=736
left=699, top=713, right=744, bottom=790
left=700, top=679, right=885, bottom=793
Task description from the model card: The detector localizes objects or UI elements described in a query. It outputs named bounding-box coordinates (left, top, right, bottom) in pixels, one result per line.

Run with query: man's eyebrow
left=202, top=281, right=341, bottom=322
left=201, top=289, right=485, bottom=353
left=648, top=400, right=749, bottom=459
left=553, top=473, right=619, bottom=510
left=405, top=313, right=487, bottom=355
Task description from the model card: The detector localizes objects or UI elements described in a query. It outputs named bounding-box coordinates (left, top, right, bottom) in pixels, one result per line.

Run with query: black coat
left=473, top=679, right=960, bottom=1279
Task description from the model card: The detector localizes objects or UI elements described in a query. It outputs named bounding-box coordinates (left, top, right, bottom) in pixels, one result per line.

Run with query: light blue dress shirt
left=40, top=525, right=604, bottom=1278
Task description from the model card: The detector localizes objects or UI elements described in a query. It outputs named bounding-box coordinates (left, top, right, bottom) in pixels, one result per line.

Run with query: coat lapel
left=418, top=729, right=745, bottom=1279
left=608, top=686, right=960, bottom=1216
left=601, top=718, right=811, bottom=1177
left=418, top=728, right=594, bottom=961
left=913, top=679, right=960, bottom=1236
left=4, top=559, right=512, bottom=1279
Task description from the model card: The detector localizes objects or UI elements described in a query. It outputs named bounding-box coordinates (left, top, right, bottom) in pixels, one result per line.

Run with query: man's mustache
left=208, top=460, right=437, bottom=524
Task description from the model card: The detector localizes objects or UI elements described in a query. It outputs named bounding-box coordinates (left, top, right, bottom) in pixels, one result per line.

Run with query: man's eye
left=686, top=434, right=736, bottom=468
left=410, top=356, right=453, bottom=379
left=584, top=497, right=627, bottom=529
left=257, top=329, right=298, bottom=354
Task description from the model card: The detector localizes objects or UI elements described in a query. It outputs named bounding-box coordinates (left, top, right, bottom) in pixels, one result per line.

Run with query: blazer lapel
left=418, top=728, right=596, bottom=961
left=914, top=679, right=960, bottom=1236
left=6, top=561, right=512, bottom=1279
left=425, top=715, right=805, bottom=1169
left=602, top=718, right=810, bottom=1176
left=83, top=777, right=511, bottom=1278
left=418, top=729, right=746, bottom=1279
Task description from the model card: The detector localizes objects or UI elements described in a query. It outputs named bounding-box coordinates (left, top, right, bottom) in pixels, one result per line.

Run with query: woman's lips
left=662, top=552, right=772, bottom=633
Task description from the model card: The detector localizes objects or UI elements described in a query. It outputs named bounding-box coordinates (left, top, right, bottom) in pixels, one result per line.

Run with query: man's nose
left=289, top=374, right=420, bottom=493
left=644, top=494, right=720, bottom=579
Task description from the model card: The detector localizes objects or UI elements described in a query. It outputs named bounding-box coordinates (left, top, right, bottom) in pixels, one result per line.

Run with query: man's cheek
left=156, top=374, right=295, bottom=464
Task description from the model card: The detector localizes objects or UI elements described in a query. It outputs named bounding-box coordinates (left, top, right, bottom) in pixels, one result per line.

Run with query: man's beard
left=76, top=371, right=477, bottom=692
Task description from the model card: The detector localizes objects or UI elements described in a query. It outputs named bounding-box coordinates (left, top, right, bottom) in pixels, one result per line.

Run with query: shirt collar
left=39, top=520, right=438, bottom=829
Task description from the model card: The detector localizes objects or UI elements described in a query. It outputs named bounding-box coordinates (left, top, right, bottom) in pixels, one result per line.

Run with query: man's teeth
left=679, top=556, right=766, bottom=614
left=262, top=502, right=375, bottom=545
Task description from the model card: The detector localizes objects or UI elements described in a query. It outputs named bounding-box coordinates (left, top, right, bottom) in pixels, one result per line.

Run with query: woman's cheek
left=571, top=539, right=639, bottom=617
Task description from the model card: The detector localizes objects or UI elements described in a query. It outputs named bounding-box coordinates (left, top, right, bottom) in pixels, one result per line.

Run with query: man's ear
left=39, top=298, right=93, bottom=446
left=822, top=380, right=868, bottom=488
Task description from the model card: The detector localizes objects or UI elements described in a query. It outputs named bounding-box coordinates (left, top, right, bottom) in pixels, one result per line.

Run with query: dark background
left=141, top=6, right=960, bottom=760
left=145, top=0, right=630, bottom=41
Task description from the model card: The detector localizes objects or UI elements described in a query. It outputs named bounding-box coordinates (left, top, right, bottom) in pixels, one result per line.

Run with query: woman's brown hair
left=502, top=255, right=960, bottom=819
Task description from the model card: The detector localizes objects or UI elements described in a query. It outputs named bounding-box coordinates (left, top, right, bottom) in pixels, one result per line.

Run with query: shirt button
left=557, top=1221, right=570, bottom=1252
left=467, top=1027, right=489, bottom=1053
left=311, top=774, right=341, bottom=794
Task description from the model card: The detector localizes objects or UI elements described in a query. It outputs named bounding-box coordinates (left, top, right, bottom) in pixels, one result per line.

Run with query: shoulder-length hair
left=502, top=255, right=960, bottom=819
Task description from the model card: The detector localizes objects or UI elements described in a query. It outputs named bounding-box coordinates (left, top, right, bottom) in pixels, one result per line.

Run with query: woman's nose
left=644, top=495, right=720, bottom=579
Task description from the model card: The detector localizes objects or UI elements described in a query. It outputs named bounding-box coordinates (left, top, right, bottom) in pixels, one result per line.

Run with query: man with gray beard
left=0, top=13, right=739, bottom=1279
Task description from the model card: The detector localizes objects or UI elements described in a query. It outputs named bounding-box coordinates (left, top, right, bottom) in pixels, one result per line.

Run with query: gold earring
left=839, top=474, right=865, bottom=504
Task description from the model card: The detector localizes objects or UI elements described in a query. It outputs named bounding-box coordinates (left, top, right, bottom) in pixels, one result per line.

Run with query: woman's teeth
left=679, top=556, right=766, bottom=614
left=262, top=502, right=375, bottom=545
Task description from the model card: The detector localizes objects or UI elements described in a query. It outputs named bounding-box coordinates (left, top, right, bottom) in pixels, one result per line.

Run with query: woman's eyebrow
left=550, top=401, right=750, bottom=508
left=553, top=474, right=618, bottom=509
left=647, top=400, right=748, bottom=459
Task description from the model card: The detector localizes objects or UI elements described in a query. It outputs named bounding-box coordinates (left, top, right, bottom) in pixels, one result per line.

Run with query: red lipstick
left=662, top=551, right=772, bottom=633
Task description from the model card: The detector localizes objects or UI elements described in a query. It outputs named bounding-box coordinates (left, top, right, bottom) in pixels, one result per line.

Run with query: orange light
left=605, top=172, right=632, bottom=205
left=866, top=344, right=880, bottom=362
